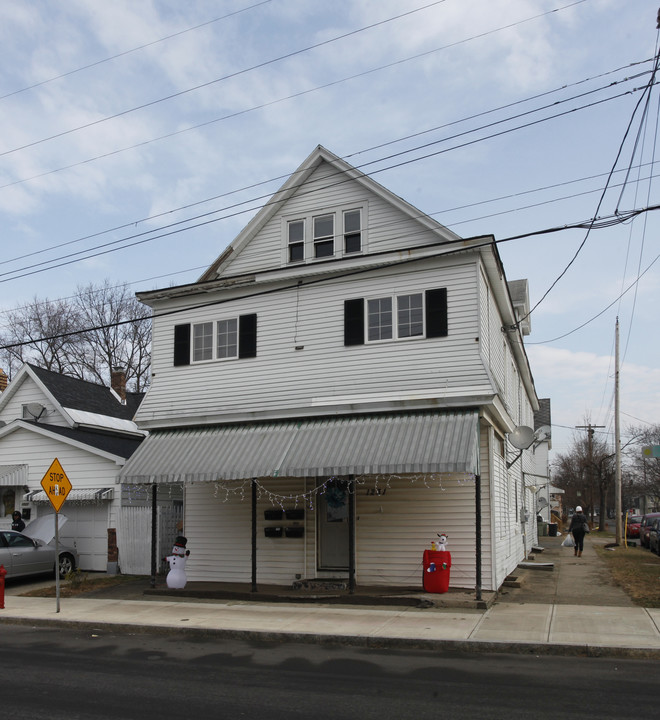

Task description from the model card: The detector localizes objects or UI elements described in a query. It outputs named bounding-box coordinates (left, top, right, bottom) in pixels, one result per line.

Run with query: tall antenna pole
left=615, top=317, right=622, bottom=545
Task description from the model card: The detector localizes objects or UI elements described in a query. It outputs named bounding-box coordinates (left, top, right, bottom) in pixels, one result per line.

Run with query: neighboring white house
left=0, top=363, right=179, bottom=572
left=121, top=145, right=548, bottom=594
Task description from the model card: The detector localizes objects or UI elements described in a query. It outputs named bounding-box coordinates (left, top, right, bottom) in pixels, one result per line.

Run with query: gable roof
left=0, top=420, right=143, bottom=462
left=27, top=364, right=143, bottom=421
left=199, top=145, right=461, bottom=282
left=0, top=363, right=145, bottom=435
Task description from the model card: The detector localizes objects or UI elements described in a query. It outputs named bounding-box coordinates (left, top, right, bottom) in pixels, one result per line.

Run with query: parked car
left=626, top=514, right=643, bottom=539
left=0, top=515, right=78, bottom=580
left=639, top=512, right=660, bottom=549
left=648, top=518, right=660, bottom=556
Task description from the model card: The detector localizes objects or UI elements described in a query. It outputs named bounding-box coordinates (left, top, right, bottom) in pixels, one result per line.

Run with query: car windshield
left=629, top=516, right=642, bottom=523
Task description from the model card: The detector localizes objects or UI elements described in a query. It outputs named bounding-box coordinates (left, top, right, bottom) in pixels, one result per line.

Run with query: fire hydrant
left=0, top=564, right=7, bottom=609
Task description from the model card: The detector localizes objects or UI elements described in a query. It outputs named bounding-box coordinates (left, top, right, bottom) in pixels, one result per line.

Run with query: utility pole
left=614, top=318, right=622, bottom=545
left=575, top=423, right=605, bottom=526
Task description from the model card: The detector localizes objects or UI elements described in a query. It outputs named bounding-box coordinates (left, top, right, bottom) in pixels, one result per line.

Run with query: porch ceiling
left=119, top=411, right=479, bottom=484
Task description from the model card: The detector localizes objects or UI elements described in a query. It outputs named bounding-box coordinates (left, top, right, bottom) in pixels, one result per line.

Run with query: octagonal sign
left=40, top=458, right=72, bottom=513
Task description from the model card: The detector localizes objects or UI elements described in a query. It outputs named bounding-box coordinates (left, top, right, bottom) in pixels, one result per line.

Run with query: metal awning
left=119, top=411, right=479, bottom=484
left=25, top=488, right=114, bottom=503
left=0, top=464, right=28, bottom=486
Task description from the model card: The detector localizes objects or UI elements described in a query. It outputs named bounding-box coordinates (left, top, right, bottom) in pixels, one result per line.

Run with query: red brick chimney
left=111, top=366, right=127, bottom=404
left=0, top=368, right=8, bottom=393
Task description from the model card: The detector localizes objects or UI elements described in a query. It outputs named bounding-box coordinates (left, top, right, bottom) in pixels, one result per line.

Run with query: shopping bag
left=561, top=534, right=575, bottom=548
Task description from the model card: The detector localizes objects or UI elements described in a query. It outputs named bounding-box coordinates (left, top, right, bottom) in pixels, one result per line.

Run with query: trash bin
left=548, top=523, right=558, bottom=537
left=422, top=549, right=451, bottom=593
left=537, top=521, right=548, bottom=537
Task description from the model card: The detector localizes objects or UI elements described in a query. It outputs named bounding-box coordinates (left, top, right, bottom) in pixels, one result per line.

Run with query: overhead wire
left=1, top=78, right=648, bottom=281
left=0, top=0, right=449, bottom=159
left=0, top=1, right=610, bottom=196
left=0, top=1, right=274, bottom=102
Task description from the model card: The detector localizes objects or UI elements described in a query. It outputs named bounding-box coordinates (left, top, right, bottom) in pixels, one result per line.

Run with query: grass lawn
left=593, top=534, right=660, bottom=608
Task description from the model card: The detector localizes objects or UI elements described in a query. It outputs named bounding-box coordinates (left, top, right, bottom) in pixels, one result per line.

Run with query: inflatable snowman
left=164, top=536, right=190, bottom=589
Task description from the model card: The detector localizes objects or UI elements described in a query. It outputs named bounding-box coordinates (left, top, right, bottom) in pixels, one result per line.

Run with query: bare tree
left=0, top=296, right=84, bottom=377
left=552, top=423, right=615, bottom=529
left=0, top=282, right=151, bottom=391
left=624, top=424, right=660, bottom=513
left=72, top=281, right=151, bottom=391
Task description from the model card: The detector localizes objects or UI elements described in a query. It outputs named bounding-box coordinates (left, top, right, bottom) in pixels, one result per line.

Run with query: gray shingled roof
left=28, top=363, right=144, bottom=421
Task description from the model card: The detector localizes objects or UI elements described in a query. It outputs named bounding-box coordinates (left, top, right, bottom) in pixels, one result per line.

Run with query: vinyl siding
left=138, top=256, right=494, bottom=426
left=225, top=160, right=450, bottom=276
left=0, top=376, right=68, bottom=427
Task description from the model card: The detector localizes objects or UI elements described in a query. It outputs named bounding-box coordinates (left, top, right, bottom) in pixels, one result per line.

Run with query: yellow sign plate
left=40, top=458, right=72, bottom=513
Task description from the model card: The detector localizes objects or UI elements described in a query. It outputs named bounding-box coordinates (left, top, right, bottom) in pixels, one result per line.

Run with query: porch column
left=348, top=474, right=356, bottom=594
left=475, top=474, right=482, bottom=601
left=150, top=483, right=158, bottom=589
left=251, top=477, right=257, bottom=592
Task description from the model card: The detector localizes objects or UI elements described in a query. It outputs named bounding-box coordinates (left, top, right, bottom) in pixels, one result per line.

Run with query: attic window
left=283, top=202, right=367, bottom=265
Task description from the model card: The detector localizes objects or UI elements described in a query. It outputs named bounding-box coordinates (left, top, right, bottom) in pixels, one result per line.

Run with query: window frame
left=191, top=316, right=240, bottom=363
left=366, top=292, right=425, bottom=344
left=282, top=201, right=367, bottom=265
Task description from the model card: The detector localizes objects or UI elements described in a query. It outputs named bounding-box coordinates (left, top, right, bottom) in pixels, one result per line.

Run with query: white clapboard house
left=120, top=146, right=547, bottom=594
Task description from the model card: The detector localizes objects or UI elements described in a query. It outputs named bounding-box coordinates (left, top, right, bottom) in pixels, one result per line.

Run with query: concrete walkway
left=2, top=533, right=659, bottom=658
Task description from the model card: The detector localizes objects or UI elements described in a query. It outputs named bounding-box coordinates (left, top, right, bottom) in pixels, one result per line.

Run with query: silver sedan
left=0, top=530, right=78, bottom=579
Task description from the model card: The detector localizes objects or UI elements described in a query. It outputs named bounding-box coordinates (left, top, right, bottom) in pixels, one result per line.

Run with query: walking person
left=11, top=510, right=25, bottom=532
left=568, top=505, right=589, bottom=557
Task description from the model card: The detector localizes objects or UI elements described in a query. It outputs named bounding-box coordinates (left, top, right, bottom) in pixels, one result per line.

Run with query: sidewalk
left=2, top=533, right=659, bottom=658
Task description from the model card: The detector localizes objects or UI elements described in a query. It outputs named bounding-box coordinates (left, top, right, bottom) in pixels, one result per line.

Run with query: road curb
left=2, top=615, right=659, bottom=659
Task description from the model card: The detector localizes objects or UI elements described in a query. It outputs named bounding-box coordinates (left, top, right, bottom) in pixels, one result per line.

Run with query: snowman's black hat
left=174, top=535, right=187, bottom=548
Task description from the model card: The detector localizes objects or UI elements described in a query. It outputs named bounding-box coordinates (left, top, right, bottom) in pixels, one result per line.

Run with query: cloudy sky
left=1, top=0, right=658, bottom=460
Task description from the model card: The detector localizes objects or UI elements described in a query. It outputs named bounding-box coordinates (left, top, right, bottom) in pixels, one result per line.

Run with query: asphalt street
left=2, top=623, right=658, bottom=720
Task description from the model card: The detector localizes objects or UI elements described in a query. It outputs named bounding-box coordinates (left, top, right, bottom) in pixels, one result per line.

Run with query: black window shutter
left=344, top=298, right=365, bottom=346
left=426, top=288, right=448, bottom=338
left=173, top=324, right=191, bottom=366
left=239, top=313, right=257, bottom=358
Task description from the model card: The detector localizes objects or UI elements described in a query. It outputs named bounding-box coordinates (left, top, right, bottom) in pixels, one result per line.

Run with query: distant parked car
left=626, top=514, right=643, bottom=539
left=0, top=515, right=78, bottom=580
left=639, top=512, right=660, bottom=549
left=648, top=518, right=660, bottom=556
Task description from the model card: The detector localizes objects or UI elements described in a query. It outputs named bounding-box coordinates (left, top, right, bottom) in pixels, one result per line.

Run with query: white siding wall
left=139, top=256, right=494, bottom=425
left=0, top=376, right=68, bottom=427
left=0, top=426, right=122, bottom=570
left=225, top=161, right=449, bottom=276
left=182, top=464, right=496, bottom=590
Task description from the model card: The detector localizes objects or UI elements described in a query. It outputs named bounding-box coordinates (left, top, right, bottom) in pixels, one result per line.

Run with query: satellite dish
left=537, top=497, right=548, bottom=508
left=25, top=403, right=45, bottom=420
left=508, top=425, right=535, bottom=449
left=534, top=425, right=551, bottom=442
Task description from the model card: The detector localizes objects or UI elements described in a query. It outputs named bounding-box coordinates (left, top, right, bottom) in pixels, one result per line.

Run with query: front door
left=318, top=479, right=350, bottom=570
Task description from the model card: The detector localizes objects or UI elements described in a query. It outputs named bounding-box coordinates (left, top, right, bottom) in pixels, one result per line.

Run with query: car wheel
left=57, top=553, right=75, bottom=578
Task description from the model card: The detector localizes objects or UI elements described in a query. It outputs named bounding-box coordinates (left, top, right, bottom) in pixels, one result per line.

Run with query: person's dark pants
left=572, top=529, right=585, bottom=552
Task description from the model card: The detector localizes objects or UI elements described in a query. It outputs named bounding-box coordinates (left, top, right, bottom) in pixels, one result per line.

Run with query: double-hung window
left=343, top=209, right=361, bottom=254
left=283, top=202, right=366, bottom=265
left=288, top=219, right=305, bottom=263
left=313, top=214, right=334, bottom=258
left=344, top=288, right=447, bottom=347
left=367, top=294, right=423, bottom=342
left=192, top=318, right=238, bottom=362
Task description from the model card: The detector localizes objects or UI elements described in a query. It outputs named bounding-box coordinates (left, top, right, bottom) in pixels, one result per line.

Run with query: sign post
left=40, top=459, right=72, bottom=613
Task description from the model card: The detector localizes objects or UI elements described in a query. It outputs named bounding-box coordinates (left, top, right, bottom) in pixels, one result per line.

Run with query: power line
left=0, top=1, right=607, bottom=196
left=3, top=205, right=659, bottom=352
left=0, top=0, right=449, bottom=158
left=0, top=1, right=273, bottom=102
left=1, top=80, right=646, bottom=282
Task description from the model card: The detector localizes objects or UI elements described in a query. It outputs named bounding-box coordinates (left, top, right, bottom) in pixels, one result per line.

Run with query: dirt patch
left=594, top=543, right=660, bottom=607
left=20, top=574, right=146, bottom=598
